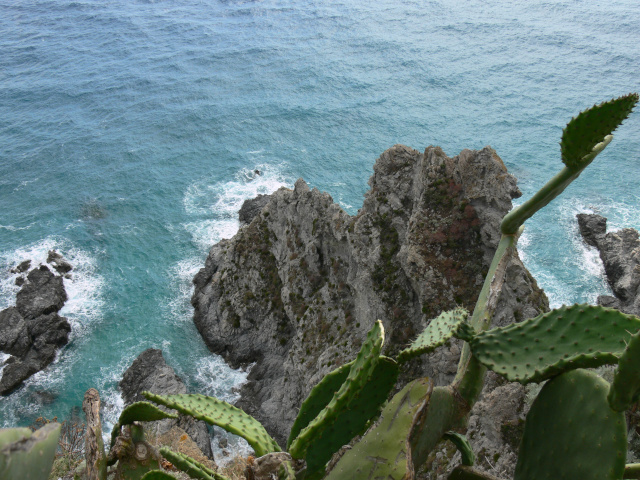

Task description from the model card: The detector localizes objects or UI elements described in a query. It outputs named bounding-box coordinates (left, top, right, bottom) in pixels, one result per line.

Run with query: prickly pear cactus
left=608, top=328, right=640, bottom=412
left=144, top=392, right=280, bottom=456
left=443, top=432, right=475, bottom=466
left=288, top=320, right=385, bottom=460
left=0, top=423, right=61, bottom=480
left=561, top=93, right=638, bottom=170
left=468, top=304, right=640, bottom=383
left=514, top=369, right=626, bottom=480
left=324, top=377, right=434, bottom=480
left=301, top=356, right=399, bottom=479
left=140, top=471, right=178, bottom=480
left=158, top=447, right=227, bottom=480
left=111, top=401, right=178, bottom=448
left=398, top=308, right=469, bottom=363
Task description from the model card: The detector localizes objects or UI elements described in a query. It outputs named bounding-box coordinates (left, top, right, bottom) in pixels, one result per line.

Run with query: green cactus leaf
left=287, top=361, right=352, bottom=450
left=160, top=447, right=229, bottom=480
left=0, top=423, right=61, bottom=480
left=140, top=471, right=178, bottom=480
left=111, top=401, right=178, bottom=448
left=398, top=308, right=469, bottom=363
left=561, top=93, right=638, bottom=170
left=609, top=329, right=640, bottom=412
left=515, top=369, right=626, bottom=480
left=325, top=377, right=434, bottom=480
left=443, top=432, right=475, bottom=466
left=469, top=304, right=640, bottom=383
left=288, top=320, right=385, bottom=460
left=0, top=428, right=32, bottom=450
left=144, top=392, right=280, bottom=456
left=278, top=460, right=296, bottom=480
left=302, top=356, right=399, bottom=479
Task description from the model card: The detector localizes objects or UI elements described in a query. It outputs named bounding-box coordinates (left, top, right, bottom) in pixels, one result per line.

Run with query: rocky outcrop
left=192, top=145, right=548, bottom=476
left=119, top=348, right=214, bottom=459
left=577, top=213, right=640, bottom=316
left=0, top=260, right=72, bottom=395
left=239, top=194, right=271, bottom=225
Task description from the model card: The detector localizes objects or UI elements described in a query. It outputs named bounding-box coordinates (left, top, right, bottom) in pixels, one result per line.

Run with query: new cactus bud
left=398, top=308, right=469, bottom=363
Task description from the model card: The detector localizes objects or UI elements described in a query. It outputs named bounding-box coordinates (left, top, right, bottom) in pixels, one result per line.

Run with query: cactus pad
left=145, top=392, right=280, bottom=456
left=443, top=432, right=475, bottom=466
left=561, top=93, right=638, bottom=170
left=288, top=320, right=385, bottom=459
left=609, top=329, right=640, bottom=412
left=140, top=471, right=178, bottom=480
left=111, top=401, right=178, bottom=447
left=159, top=447, right=228, bottom=480
left=0, top=423, right=61, bottom=480
left=287, top=361, right=352, bottom=449
left=325, top=377, right=434, bottom=480
left=302, top=356, right=399, bottom=479
left=278, top=460, right=296, bottom=480
left=469, top=304, right=640, bottom=383
left=398, top=308, right=469, bottom=363
left=514, top=369, right=626, bottom=480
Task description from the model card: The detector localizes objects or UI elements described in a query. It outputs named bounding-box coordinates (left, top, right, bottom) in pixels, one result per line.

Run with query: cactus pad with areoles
left=468, top=304, right=640, bottom=383
left=288, top=320, right=385, bottom=460
left=325, top=377, right=434, bottom=480
left=110, top=401, right=178, bottom=448
left=144, top=392, right=280, bottom=456
left=398, top=308, right=469, bottom=363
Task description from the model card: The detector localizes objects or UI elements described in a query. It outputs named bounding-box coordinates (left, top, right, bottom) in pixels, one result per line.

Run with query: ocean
left=1, top=0, right=639, bottom=457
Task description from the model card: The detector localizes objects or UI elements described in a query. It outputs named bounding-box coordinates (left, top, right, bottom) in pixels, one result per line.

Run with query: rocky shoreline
left=0, top=251, right=73, bottom=395
left=191, top=144, right=549, bottom=477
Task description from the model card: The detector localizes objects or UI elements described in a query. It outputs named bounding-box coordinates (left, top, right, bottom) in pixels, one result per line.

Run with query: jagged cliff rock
left=119, top=348, right=214, bottom=459
left=577, top=213, right=640, bottom=316
left=0, top=259, right=71, bottom=395
left=192, top=144, right=548, bottom=476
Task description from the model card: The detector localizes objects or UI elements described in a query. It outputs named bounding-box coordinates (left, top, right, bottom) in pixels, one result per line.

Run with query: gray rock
left=192, top=142, right=548, bottom=466
left=47, top=250, right=73, bottom=274
left=0, top=264, right=71, bottom=395
left=119, top=349, right=213, bottom=459
left=239, top=194, right=272, bottom=225
left=10, top=260, right=31, bottom=274
left=16, top=266, right=67, bottom=319
left=0, top=307, right=30, bottom=357
left=577, top=213, right=640, bottom=316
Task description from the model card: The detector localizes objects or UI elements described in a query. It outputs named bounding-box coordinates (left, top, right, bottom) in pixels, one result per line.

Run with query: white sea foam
left=194, top=355, right=253, bottom=464
left=182, top=162, right=291, bottom=251
left=165, top=257, right=202, bottom=323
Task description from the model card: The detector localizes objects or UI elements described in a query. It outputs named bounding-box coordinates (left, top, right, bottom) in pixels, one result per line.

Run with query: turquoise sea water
left=1, top=0, right=639, bottom=454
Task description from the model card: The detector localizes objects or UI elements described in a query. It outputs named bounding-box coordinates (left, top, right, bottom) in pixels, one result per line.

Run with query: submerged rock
left=192, top=144, right=548, bottom=477
left=119, top=348, right=214, bottom=459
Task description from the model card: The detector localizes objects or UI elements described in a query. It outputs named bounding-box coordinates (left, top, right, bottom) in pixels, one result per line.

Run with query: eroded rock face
left=0, top=264, right=71, bottom=395
left=119, top=348, right=214, bottom=459
left=577, top=213, right=640, bottom=316
left=192, top=145, right=548, bottom=473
